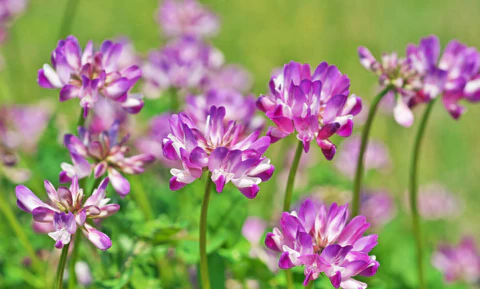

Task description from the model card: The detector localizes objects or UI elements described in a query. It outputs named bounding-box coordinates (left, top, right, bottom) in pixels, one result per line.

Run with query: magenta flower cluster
left=265, top=199, right=378, bottom=288
left=257, top=61, right=362, bottom=159
left=38, top=36, right=144, bottom=117
left=162, top=105, right=274, bottom=198
left=16, top=177, right=118, bottom=250
left=359, top=35, right=480, bottom=126
left=61, top=122, right=154, bottom=197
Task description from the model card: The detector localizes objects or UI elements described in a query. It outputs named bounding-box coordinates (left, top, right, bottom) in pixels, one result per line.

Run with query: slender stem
left=67, top=233, right=81, bottom=289
left=352, top=86, right=391, bottom=216
left=199, top=172, right=213, bottom=289
left=283, top=141, right=303, bottom=212
left=76, top=109, right=85, bottom=129
left=0, top=187, right=43, bottom=273
left=410, top=99, right=436, bottom=289
left=58, top=0, right=80, bottom=39
left=286, top=270, right=294, bottom=289
left=169, top=87, right=179, bottom=112
left=305, top=282, right=314, bottom=289
left=55, top=243, right=71, bottom=289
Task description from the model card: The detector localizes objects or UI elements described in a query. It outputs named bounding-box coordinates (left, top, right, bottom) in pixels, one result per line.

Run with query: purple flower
left=60, top=122, right=155, bottom=197
left=334, top=135, right=391, bottom=179
left=157, top=0, right=219, bottom=39
left=0, top=0, right=27, bottom=44
left=142, top=37, right=224, bottom=98
left=75, top=261, right=93, bottom=286
left=37, top=36, right=144, bottom=117
left=242, top=217, right=278, bottom=272
left=88, top=97, right=129, bottom=135
left=257, top=61, right=362, bottom=159
left=265, top=199, right=379, bottom=288
left=162, top=105, right=274, bottom=198
left=358, top=47, right=420, bottom=127
left=16, top=177, right=118, bottom=250
left=432, top=237, right=480, bottom=284
left=185, top=89, right=264, bottom=132
left=360, top=35, right=480, bottom=125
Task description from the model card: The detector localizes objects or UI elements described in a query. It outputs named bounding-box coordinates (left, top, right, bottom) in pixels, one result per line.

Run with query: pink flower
left=38, top=36, right=144, bottom=117
left=257, top=61, right=362, bottom=159
left=162, top=106, right=274, bottom=198
left=16, top=177, right=118, bottom=250
left=432, top=237, right=480, bottom=284
left=265, top=200, right=379, bottom=288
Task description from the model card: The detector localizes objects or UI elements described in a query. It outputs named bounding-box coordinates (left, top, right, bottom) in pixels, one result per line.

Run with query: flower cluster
left=265, top=199, right=378, bottom=288
left=409, top=184, right=464, bottom=220
left=157, top=0, right=219, bottom=39
left=359, top=35, right=480, bottom=126
left=432, top=237, right=480, bottom=284
left=60, top=122, right=154, bottom=197
left=162, top=105, right=274, bottom=198
left=359, top=190, right=396, bottom=230
left=38, top=36, right=144, bottom=117
left=16, top=176, right=118, bottom=250
left=257, top=61, right=362, bottom=159
left=142, top=36, right=224, bottom=98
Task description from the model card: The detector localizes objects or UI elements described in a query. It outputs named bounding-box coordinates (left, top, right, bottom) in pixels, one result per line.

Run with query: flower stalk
left=199, top=171, right=213, bottom=289
left=55, top=242, right=70, bottom=289
left=410, top=99, right=436, bottom=289
left=352, top=86, right=391, bottom=216
left=283, top=141, right=303, bottom=212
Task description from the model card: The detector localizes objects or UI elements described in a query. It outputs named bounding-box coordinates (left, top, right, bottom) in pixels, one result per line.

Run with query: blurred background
left=0, top=0, right=479, bottom=288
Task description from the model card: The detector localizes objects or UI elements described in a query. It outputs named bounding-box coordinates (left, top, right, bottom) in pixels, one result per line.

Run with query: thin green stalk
left=410, top=99, right=436, bottom=289
left=55, top=243, right=71, bottom=289
left=283, top=141, right=303, bottom=212
left=67, top=232, right=81, bottom=289
left=305, top=282, right=314, bottom=289
left=0, top=187, right=43, bottom=273
left=58, top=0, right=80, bottom=39
left=199, top=172, right=213, bottom=289
left=282, top=141, right=304, bottom=289
left=130, top=175, right=154, bottom=221
left=352, top=86, right=391, bottom=216
left=169, top=88, right=179, bottom=112
left=76, top=109, right=85, bottom=130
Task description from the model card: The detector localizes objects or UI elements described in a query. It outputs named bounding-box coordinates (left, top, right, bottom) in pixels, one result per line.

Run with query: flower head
left=360, top=35, right=480, bottom=125
left=16, top=177, right=118, bottom=250
left=432, top=237, right=480, bottom=284
left=162, top=105, right=274, bottom=198
left=60, top=122, right=155, bottom=197
left=408, top=183, right=464, bottom=220
left=142, top=37, right=224, bottom=98
left=360, top=190, right=396, bottom=230
left=202, top=64, right=253, bottom=93
left=38, top=36, right=144, bottom=117
left=157, top=0, right=219, bottom=39
left=257, top=61, right=362, bottom=159
left=265, top=199, right=379, bottom=288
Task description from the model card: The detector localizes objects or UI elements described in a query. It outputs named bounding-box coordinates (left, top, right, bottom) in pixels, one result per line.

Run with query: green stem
left=130, top=175, right=154, bottom=220
left=410, top=99, right=436, bottom=289
left=169, top=87, right=179, bottom=112
left=0, top=188, right=43, bottom=273
left=58, top=0, right=80, bottom=39
left=55, top=243, right=70, bottom=289
left=199, top=172, right=213, bottom=289
left=283, top=141, right=303, bottom=212
left=76, top=109, right=85, bottom=130
left=352, top=86, right=391, bottom=217
left=67, top=232, right=81, bottom=289
left=282, top=141, right=303, bottom=289
left=305, top=282, right=313, bottom=289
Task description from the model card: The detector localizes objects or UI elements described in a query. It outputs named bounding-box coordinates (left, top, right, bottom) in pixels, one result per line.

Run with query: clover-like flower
left=38, top=35, right=144, bottom=117
left=265, top=199, right=378, bottom=288
left=16, top=177, right=119, bottom=250
left=60, top=122, right=154, bottom=197
left=257, top=61, right=362, bottom=159
left=157, top=0, right=219, bottom=39
left=162, top=105, right=274, bottom=198
left=142, top=37, right=224, bottom=98
left=432, top=237, right=480, bottom=284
